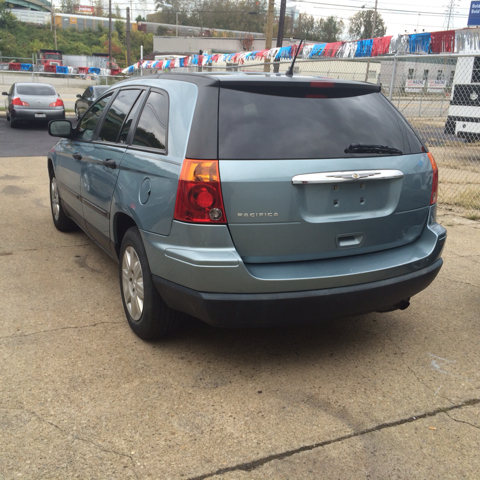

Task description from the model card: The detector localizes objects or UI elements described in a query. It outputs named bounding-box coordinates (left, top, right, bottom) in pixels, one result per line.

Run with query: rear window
left=218, top=87, right=423, bottom=160
left=16, top=85, right=56, bottom=96
left=94, top=86, right=109, bottom=96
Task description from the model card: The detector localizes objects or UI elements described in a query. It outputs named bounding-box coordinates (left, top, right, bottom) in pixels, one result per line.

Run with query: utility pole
left=108, top=0, right=112, bottom=69
left=364, top=0, right=378, bottom=82
left=52, top=3, right=57, bottom=49
left=276, top=0, right=287, bottom=49
left=274, top=0, right=287, bottom=73
left=444, top=0, right=457, bottom=30
left=264, top=0, right=274, bottom=72
left=126, top=7, right=131, bottom=67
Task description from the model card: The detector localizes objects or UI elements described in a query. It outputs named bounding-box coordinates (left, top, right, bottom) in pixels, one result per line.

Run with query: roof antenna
left=285, top=39, right=304, bottom=77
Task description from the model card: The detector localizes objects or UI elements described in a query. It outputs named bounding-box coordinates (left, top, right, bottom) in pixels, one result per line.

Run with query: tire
left=9, top=116, right=17, bottom=128
left=75, top=105, right=80, bottom=120
left=119, top=227, right=180, bottom=340
left=49, top=173, right=78, bottom=232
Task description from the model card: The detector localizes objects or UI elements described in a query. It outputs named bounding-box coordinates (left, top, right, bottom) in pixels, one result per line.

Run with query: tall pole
left=276, top=0, right=287, bottom=49
left=52, top=4, right=57, bottom=49
left=274, top=0, right=287, bottom=73
left=126, top=7, right=131, bottom=67
left=108, top=0, right=112, bottom=69
left=140, top=45, right=143, bottom=76
left=364, top=0, right=378, bottom=83
left=264, top=0, right=274, bottom=72
left=176, top=11, right=179, bottom=36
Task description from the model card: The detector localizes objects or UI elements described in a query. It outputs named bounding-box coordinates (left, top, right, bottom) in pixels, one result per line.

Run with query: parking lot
left=1, top=122, right=480, bottom=478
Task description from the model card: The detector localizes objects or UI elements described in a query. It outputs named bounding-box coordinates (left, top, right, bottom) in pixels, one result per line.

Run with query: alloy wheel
left=122, top=246, right=144, bottom=321
left=51, top=177, right=60, bottom=221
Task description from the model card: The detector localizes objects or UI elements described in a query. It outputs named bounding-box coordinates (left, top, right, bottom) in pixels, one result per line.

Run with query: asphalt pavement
left=1, top=154, right=480, bottom=478
left=0, top=114, right=77, bottom=157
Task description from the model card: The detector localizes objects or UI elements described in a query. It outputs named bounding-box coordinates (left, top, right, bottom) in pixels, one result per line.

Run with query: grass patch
left=443, top=186, right=480, bottom=211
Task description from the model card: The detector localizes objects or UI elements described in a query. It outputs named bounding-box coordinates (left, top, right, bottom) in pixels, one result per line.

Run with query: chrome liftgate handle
left=291, top=170, right=404, bottom=184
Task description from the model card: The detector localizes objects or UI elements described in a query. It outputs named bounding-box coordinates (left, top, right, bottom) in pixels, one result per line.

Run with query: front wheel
left=119, top=227, right=180, bottom=340
left=75, top=105, right=80, bottom=120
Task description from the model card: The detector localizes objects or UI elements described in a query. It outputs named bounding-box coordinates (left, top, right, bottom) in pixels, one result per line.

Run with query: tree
left=291, top=15, right=343, bottom=43
left=156, top=25, right=169, bottom=35
left=153, top=0, right=267, bottom=35
left=115, top=19, right=126, bottom=42
left=93, top=0, right=105, bottom=17
left=317, top=16, right=344, bottom=43
left=0, top=0, right=17, bottom=29
left=348, top=9, right=386, bottom=40
left=135, top=15, right=146, bottom=22
left=59, top=0, right=76, bottom=14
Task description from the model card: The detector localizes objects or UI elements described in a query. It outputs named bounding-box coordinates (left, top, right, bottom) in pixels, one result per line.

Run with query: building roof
left=8, top=0, right=52, bottom=12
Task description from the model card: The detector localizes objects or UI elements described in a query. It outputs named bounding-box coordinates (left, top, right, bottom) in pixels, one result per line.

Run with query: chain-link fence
left=2, top=53, right=479, bottom=214
left=195, top=54, right=479, bottom=216
left=0, top=68, right=126, bottom=110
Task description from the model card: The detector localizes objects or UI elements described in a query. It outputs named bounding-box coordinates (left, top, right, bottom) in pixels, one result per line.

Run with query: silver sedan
left=2, top=82, right=65, bottom=128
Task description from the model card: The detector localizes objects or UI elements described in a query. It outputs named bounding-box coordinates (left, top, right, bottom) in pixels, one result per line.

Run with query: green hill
left=0, top=6, right=152, bottom=68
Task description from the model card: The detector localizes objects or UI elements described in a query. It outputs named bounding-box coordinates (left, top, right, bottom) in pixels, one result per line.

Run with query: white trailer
left=445, top=55, right=480, bottom=141
left=62, top=55, right=97, bottom=68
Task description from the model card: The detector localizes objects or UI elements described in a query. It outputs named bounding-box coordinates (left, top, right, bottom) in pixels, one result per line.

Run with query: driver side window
left=77, top=93, right=112, bottom=141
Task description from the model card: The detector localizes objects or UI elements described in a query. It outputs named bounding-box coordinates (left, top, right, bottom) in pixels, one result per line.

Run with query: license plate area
left=297, top=179, right=402, bottom=222
left=35, top=113, right=46, bottom=118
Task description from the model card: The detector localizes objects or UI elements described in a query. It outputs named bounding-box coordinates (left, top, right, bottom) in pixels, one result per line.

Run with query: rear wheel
left=49, top=173, right=77, bottom=232
left=9, top=116, right=17, bottom=128
left=120, top=227, right=180, bottom=340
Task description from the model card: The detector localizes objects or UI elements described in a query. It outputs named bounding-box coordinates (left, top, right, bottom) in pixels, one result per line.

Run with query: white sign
left=405, top=79, right=425, bottom=93
left=427, top=80, right=446, bottom=93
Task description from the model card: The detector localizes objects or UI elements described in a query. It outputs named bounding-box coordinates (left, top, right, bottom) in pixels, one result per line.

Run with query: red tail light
left=11, top=97, right=29, bottom=106
left=174, top=159, right=227, bottom=224
left=427, top=152, right=438, bottom=205
left=49, top=98, right=64, bottom=107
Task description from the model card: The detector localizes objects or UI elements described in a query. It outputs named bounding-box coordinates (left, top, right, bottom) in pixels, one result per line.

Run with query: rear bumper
left=11, top=107, right=65, bottom=121
left=153, top=259, right=443, bottom=327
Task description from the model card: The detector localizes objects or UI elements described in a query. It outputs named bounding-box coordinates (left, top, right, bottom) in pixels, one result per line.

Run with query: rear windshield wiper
left=344, top=143, right=403, bottom=155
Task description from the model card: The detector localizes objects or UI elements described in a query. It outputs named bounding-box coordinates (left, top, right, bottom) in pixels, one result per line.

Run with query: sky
left=288, top=0, right=474, bottom=37
left=114, top=0, right=475, bottom=38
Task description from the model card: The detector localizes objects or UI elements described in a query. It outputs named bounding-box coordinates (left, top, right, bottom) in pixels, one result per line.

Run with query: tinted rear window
left=16, top=85, right=56, bottom=96
left=94, top=86, right=109, bottom=96
left=218, top=87, right=423, bottom=160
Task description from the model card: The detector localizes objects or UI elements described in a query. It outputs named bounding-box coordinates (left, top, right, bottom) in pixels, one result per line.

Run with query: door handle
left=72, top=152, right=82, bottom=161
left=102, top=159, right=117, bottom=169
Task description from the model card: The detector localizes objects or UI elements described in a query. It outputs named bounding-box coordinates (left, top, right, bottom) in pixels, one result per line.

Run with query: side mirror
left=76, top=94, right=81, bottom=98
left=2, top=92, right=7, bottom=96
left=49, top=120, right=73, bottom=138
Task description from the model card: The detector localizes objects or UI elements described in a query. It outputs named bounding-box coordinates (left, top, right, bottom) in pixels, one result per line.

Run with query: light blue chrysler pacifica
left=47, top=72, right=446, bottom=340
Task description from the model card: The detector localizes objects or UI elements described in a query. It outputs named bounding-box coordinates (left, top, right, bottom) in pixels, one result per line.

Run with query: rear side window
left=132, top=91, right=168, bottom=150
left=17, top=85, right=56, bottom=96
left=218, top=87, right=423, bottom=160
left=97, top=89, right=141, bottom=143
